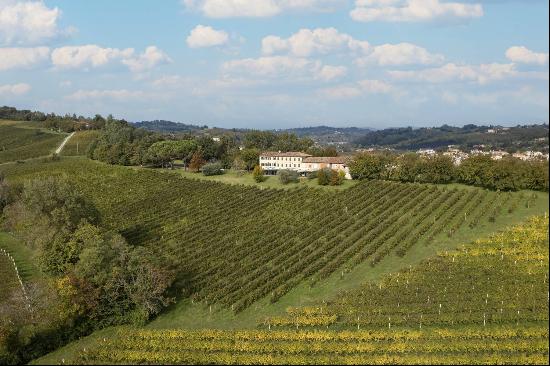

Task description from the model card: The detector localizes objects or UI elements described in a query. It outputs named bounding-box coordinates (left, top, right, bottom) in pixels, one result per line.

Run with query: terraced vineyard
left=60, top=130, right=100, bottom=156
left=0, top=123, right=66, bottom=163
left=47, top=217, right=549, bottom=365
left=0, top=159, right=543, bottom=314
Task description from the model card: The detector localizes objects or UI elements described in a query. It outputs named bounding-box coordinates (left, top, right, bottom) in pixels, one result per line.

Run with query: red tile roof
left=260, top=151, right=312, bottom=158
left=303, top=156, right=349, bottom=164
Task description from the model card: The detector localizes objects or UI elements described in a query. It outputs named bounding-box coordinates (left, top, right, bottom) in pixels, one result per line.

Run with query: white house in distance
left=259, top=151, right=352, bottom=179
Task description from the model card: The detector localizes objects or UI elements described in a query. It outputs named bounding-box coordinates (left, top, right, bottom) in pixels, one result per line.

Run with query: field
left=173, top=168, right=359, bottom=191
left=1, top=157, right=547, bottom=318
left=0, top=121, right=66, bottom=164
left=60, top=130, right=100, bottom=156
left=34, top=217, right=549, bottom=365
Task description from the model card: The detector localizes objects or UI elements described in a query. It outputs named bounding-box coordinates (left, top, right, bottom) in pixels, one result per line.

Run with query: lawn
left=158, top=167, right=359, bottom=191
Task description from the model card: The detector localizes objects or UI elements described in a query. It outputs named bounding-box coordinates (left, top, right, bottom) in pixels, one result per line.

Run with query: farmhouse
left=259, top=151, right=352, bottom=179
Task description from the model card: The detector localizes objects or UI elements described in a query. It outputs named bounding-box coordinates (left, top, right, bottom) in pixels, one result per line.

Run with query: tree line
left=349, top=152, right=548, bottom=192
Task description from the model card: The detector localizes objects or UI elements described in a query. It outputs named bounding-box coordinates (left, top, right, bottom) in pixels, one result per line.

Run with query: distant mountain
left=133, top=120, right=206, bottom=133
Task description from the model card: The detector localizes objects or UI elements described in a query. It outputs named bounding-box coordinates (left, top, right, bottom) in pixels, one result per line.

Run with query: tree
left=252, top=165, right=265, bottom=183
left=189, top=150, right=206, bottom=172
left=202, top=162, right=224, bottom=176
left=349, top=152, right=392, bottom=180
left=240, top=148, right=260, bottom=171
left=277, top=169, right=299, bottom=184
left=317, top=168, right=330, bottom=186
left=330, top=170, right=345, bottom=186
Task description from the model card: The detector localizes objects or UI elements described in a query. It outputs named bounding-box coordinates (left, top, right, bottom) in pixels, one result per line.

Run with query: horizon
left=1, top=0, right=549, bottom=128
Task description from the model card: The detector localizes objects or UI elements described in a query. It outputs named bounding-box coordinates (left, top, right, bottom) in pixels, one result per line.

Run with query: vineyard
left=35, top=217, right=549, bottom=365
left=60, top=130, right=100, bottom=156
left=0, top=249, right=26, bottom=304
left=265, top=216, right=549, bottom=329
left=1, top=158, right=545, bottom=316
left=70, top=324, right=548, bottom=365
left=0, top=122, right=66, bottom=164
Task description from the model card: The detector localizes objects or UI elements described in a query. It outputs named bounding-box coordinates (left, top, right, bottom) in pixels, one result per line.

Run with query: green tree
left=349, top=153, right=391, bottom=180
left=252, top=165, right=265, bottom=183
left=277, top=169, right=299, bottom=184
left=240, top=148, right=260, bottom=171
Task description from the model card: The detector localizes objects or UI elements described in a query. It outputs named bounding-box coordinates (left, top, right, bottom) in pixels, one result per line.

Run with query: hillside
left=33, top=216, right=549, bottom=365
left=60, top=130, right=101, bottom=156
left=1, top=158, right=547, bottom=315
left=0, top=121, right=66, bottom=164
left=354, top=124, right=549, bottom=152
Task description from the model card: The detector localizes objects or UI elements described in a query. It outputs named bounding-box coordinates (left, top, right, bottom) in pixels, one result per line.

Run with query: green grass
left=166, top=168, right=358, bottom=191
left=0, top=231, right=41, bottom=282
left=0, top=121, right=66, bottom=164
left=61, top=130, right=100, bottom=156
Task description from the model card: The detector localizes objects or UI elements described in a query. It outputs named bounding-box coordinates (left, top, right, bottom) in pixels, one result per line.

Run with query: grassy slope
left=1, top=157, right=546, bottom=363
left=0, top=232, right=41, bottom=282
left=0, top=120, right=66, bottom=164
left=165, top=168, right=358, bottom=191
left=61, top=130, right=100, bottom=156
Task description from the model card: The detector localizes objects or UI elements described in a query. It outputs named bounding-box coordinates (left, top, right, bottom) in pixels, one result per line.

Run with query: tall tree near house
left=240, top=148, right=260, bottom=171
left=252, top=165, right=265, bottom=183
left=189, top=150, right=206, bottom=173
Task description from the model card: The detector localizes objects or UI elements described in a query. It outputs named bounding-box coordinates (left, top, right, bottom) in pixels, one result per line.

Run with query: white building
left=259, top=151, right=352, bottom=179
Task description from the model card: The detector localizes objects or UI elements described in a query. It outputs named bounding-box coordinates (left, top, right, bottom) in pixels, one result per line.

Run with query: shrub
left=306, top=170, right=318, bottom=180
left=277, top=169, right=299, bottom=184
left=330, top=170, right=345, bottom=186
left=202, top=162, right=224, bottom=176
left=252, top=165, right=265, bottom=183
left=317, top=168, right=331, bottom=186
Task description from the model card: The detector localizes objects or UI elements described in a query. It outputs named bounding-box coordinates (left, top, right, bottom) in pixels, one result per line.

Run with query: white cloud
left=51, top=44, right=170, bottom=72
left=388, top=62, right=519, bottom=84
left=122, top=46, right=172, bottom=72
left=223, top=55, right=317, bottom=78
left=184, top=0, right=344, bottom=18
left=51, top=45, right=134, bottom=69
left=319, top=79, right=394, bottom=98
left=187, top=25, right=229, bottom=48
left=223, top=55, right=346, bottom=83
left=65, top=89, right=145, bottom=101
left=350, top=0, right=483, bottom=23
left=0, top=82, right=31, bottom=96
left=316, top=65, right=347, bottom=81
left=506, top=46, right=549, bottom=65
left=262, top=27, right=369, bottom=57
left=0, top=46, right=49, bottom=70
left=0, top=1, right=65, bottom=45
left=356, top=42, right=444, bottom=66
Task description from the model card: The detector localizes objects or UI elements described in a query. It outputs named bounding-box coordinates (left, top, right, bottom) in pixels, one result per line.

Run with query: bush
left=306, top=170, right=318, bottom=180
left=252, top=165, right=265, bottom=183
left=277, top=169, right=299, bottom=184
left=317, top=168, right=331, bottom=186
left=330, top=170, right=345, bottom=186
left=202, top=162, right=224, bottom=176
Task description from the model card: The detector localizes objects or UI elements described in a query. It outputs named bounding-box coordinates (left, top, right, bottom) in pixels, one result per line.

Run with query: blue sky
left=1, top=0, right=548, bottom=129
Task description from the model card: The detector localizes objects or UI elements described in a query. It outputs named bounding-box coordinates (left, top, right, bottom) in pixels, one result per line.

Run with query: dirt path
left=55, top=132, right=75, bottom=154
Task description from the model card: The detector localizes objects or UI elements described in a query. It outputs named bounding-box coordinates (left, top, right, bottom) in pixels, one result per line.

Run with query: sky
left=0, top=0, right=548, bottom=129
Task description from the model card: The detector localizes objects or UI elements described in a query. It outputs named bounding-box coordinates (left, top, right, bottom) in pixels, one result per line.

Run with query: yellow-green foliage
left=71, top=324, right=549, bottom=365
left=267, top=216, right=549, bottom=329
left=61, top=130, right=100, bottom=156
left=0, top=124, right=65, bottom=163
